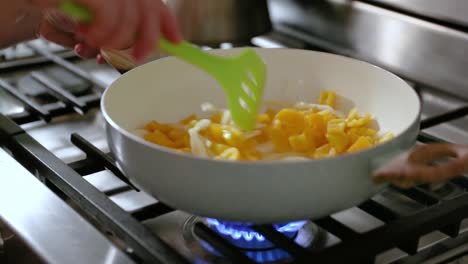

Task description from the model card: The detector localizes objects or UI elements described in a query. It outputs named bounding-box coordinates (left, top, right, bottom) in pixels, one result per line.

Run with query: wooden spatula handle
left=99, top=48, right=169, bottom=74
left=373, top=143, right=468, bottom=188
left=99, top=49, right=137, bottom=74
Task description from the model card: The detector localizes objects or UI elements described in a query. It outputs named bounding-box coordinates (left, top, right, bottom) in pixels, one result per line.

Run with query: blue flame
left=204, top=219, right=307, bottom=262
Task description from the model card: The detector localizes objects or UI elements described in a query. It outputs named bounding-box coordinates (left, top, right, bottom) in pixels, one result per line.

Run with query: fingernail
left=96, top=55, right=105, bottom=64
left=74, top=44, right=83, bottom=55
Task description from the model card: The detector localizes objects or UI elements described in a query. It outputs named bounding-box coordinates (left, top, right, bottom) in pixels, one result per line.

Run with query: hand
left=373, top=143, right=468, bottom=189
left=31, top=0, right=182, bottom=63
left=39, top=10, right=105, bottom=63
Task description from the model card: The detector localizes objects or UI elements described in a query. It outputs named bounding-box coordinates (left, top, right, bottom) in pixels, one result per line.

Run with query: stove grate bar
left=5, top=92, right=100, bottom=125
left=0, top=118, right=189, bottom=264
left=79, top=93, right=101, bottom=107
left=393, top=231, right=468, bottom=264
left=193, top=222, right=257, bottom=264
left=252, top=225, right=308, bottom=259
left=0, top=50, right=76, bottom=71
left=391, top=186, right=440, bottom=206
left=439, top=222, right=461, bottom=238
left=132, top=203, right=174, bottom=222
left=70, top=133, right=139, bottom=190
left=302, top=193, right=468, bottom=263
left=31, top=71, right=89, bottom=114
left=0, top=79, right=51, bottom=121
left=418, top=132, right=444, bottom=143
left=26, top=43, right=102, bottom=88
left=71, top=133, right=140, bottom=192
left=398, top=238, right=419, bottom=255
left=451, top=176, right=468, bottom=190
left=0, top=114, right=25, bottom=140
left=420, top=106, right=468, bottom=129
left=67, top=134, right=177, bottom=221
left=69, top=157, right=108, bottom=176
left=358, top=199, right=400, bottom=222
left=314, top=216, right=359, bottom=241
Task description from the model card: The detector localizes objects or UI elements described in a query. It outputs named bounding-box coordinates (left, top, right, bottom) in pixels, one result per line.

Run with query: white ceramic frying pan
left=101, top=48, right=468, bottom=224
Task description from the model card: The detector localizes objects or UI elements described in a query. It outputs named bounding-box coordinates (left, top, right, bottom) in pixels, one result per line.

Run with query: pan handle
left=373, top=143, right=468, bottom=188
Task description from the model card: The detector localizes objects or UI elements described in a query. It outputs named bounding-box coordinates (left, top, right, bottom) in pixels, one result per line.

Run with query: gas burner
left=143, top=211, right=324, bottom=264
left=206, top=218, right=306, bottom=247
left=201, top=219, right=309, bottom=263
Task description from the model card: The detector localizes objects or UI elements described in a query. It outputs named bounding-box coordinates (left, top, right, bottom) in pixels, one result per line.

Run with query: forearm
left=0, top=1, right=42, bottom=49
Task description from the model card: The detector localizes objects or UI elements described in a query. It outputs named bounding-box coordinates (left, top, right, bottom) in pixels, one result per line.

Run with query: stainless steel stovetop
left=3, top=1, right=468, bottom=263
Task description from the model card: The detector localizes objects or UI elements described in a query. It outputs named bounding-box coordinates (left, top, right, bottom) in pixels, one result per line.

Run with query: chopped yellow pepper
left=348, top=136, right=373, bottom=153
left=377, top=132, right=395, bottom=144
left=141, top=90, right=393, bottom=161
left=319, top=91, right=336, bottom=108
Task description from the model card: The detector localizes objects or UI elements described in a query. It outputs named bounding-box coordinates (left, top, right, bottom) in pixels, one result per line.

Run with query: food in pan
left=138, top=91, right=394, bottom=161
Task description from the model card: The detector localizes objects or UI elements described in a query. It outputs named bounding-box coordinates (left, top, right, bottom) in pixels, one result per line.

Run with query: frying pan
left=101, top=48, right=468, bottom=223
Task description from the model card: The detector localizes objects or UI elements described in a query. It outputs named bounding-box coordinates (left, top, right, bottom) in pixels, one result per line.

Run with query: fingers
left=96, top=54, right=106, bottom=64
left=75, top=0, right=122, bottom=48
left=373, top=144, right=468, bottom=188
left=132, top=0, right=160, bottom=62
left=42, top=29, right=100, bottom=62
left=160, top=2, right=182, bottom=43
left=40, top=9, right=101, bottom=61
left=74, top=43, right=100, bottom=58
left=69, top=0, right=169, bottom=62
left=104, top=0, right=139, bottom=50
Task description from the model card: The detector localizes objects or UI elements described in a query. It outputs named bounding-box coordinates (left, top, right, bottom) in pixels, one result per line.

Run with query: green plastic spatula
left=59, top=1, right=266, bottom=131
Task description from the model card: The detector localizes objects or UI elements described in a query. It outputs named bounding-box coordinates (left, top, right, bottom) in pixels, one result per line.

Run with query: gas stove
left=3, top=1, right=468, bottom=263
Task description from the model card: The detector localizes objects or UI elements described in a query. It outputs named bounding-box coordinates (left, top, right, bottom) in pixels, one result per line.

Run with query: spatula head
left=218, top=48, right=266, bottom=131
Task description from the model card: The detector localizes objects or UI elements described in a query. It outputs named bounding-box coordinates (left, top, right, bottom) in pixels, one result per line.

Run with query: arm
left=0, top=0, right=42, bottom=48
